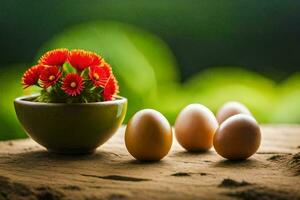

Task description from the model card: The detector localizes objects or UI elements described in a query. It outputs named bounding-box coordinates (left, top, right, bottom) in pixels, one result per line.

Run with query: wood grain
left=0, top=125, right=299, bottom=200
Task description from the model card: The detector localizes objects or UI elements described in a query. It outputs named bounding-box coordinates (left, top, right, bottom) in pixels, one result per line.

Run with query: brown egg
left=216, top=101, right=252, bottom=124
left=175, top=104, right=218, bottom=151
left=213, top=114, right=261, bottom=160
left=125, top=109, right=173, bottom=161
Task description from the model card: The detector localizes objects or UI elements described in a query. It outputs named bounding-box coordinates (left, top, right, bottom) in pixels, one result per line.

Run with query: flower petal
left=39, top=48, right=69, bottom=66
left=68, top=49, right=102, bottom=71
left=22, top=65, right=45, bottom=88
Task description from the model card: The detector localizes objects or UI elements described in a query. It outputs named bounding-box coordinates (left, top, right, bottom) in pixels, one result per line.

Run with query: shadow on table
left=117, top=149, right=218, bottom=170
left=171, top=150, right=216, bottom=157
left=1, top=149, right=110, bottom=169
left=213, top=158, right=266, bottom=169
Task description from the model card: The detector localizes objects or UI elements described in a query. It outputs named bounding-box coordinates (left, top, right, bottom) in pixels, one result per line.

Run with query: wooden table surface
left=0, top=125, right=299, bottom=200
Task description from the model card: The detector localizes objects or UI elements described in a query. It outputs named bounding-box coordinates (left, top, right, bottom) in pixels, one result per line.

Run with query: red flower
left=39, top=66, right=62, bottom=88
left=22, top=65, right=45, bottom=89
left=90, top=52, right=102, bottom=66
left=68, top=49, right=102, bottom=71
left=103, top=75, right=119, bottom=101
left=61, top=73, right=84, bottom=96
left=39, top=48, right=69, bottom=66
left=89, top=64, right=112, bottom=87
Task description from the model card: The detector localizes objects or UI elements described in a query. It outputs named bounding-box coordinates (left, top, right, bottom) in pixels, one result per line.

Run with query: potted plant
left=14, top=49, right=127, bottom=154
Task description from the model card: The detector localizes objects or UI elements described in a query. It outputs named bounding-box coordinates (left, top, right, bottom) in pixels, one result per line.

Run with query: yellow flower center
left=70, top=82, right=77, bottom=88
left=49, top=75, right=55, bottom=81
left=93, top=73, right=99, bottom=80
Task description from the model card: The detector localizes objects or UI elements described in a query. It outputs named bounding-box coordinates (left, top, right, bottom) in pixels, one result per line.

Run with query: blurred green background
left=0, top=1, right=300, bottom=140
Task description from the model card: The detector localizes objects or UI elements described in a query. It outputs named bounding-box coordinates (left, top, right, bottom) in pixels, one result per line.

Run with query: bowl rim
left=15, top=94, right=127, bottom=106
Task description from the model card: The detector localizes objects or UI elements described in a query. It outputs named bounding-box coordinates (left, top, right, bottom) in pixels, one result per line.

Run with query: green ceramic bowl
left=14, top=94, right=127, bottom=154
